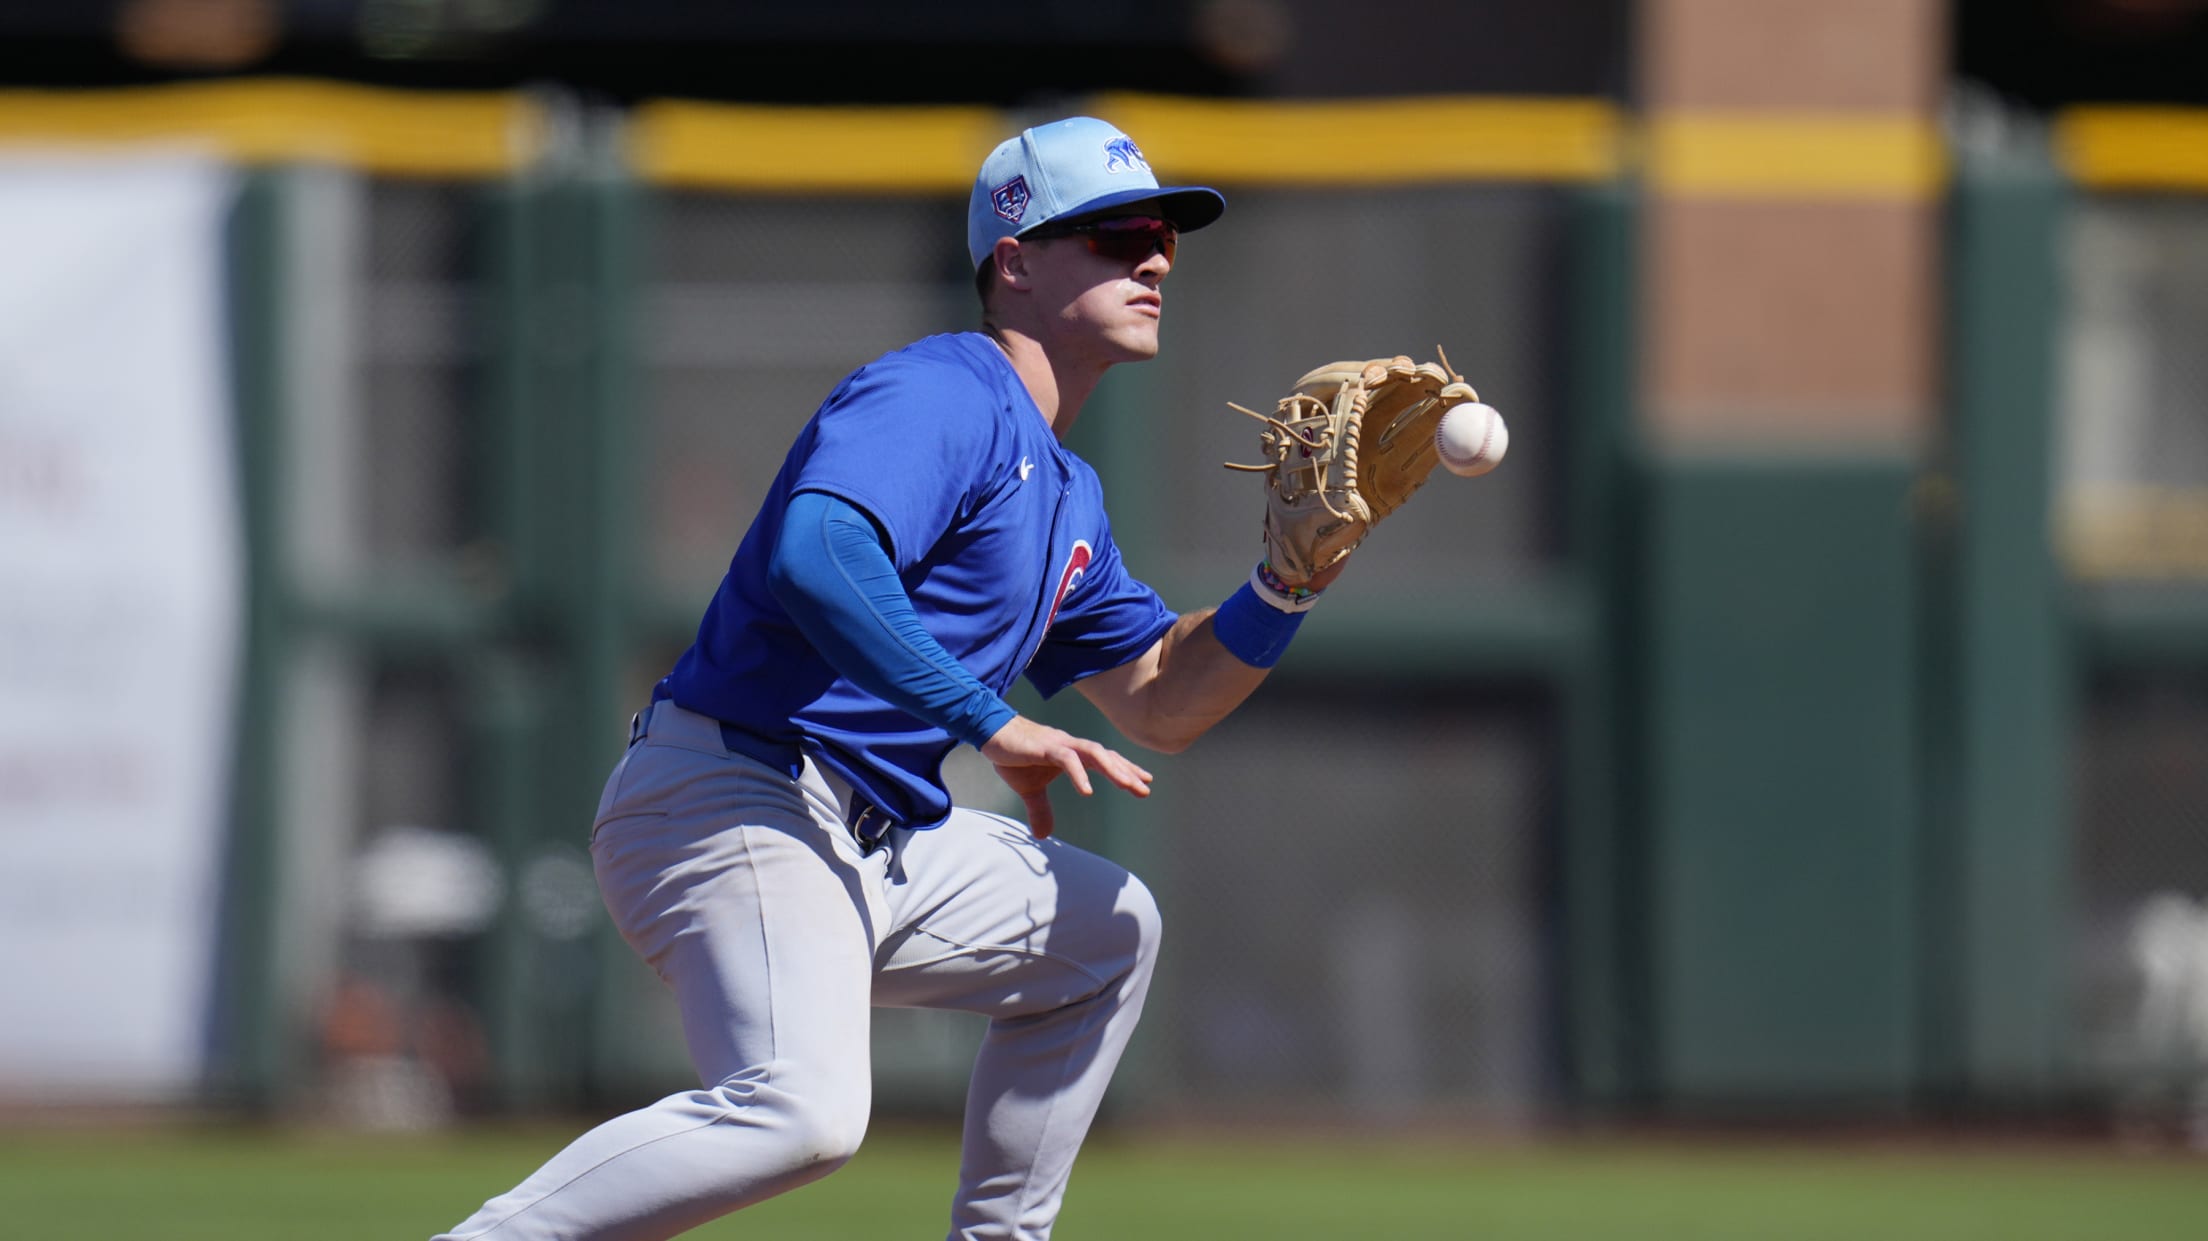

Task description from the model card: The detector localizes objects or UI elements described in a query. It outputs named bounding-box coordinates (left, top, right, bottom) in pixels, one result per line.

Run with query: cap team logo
left=1102, top=137, right=1149, bottom=175
left=1041, top=540, right=1094, bottom=634
left=990, top=175, right=1031, bottom=224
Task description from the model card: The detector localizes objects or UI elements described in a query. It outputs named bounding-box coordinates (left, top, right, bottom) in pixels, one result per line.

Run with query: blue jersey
left=658, top=332, right=1177, bottom=828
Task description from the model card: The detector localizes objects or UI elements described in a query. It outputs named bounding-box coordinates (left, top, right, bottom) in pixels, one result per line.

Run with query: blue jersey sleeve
left=788, top=358, right=1003, bottom=568
left=1024, top=527, right=1177, bottom=699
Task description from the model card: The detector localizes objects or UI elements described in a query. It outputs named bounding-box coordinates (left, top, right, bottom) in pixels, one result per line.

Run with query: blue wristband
left=1212, top=581, right=1308, bottom=669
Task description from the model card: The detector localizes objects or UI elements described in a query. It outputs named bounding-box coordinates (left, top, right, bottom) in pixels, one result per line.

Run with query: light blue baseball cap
left=967, top=116, right=1226, bottom=270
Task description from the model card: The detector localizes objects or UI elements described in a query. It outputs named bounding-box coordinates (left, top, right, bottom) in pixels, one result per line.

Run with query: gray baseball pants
left=432, top=700, right=1162, bottom=1241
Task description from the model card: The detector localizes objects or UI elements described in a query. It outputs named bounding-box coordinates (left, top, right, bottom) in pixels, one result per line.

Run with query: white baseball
left=1435, top=402, right=1508, bottom=477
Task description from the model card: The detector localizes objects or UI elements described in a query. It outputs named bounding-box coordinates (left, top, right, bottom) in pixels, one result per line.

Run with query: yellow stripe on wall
left=0, top=79, right=541, bottom=177
left=2062, top=484, right=2208, bottom=579
left=631, top=102, right=1003, bottom=192
left=2057, top=107, right=2208, bottom=192
left=1649, top=113, right=1945, bottom=200
left=1093, top=93, right=1623, bottom=184
left=0, top=82, right=2029, bottom=201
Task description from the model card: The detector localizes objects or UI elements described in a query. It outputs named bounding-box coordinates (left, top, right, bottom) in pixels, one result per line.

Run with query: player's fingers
left=1090, top=733, right=1156, bottom=781
left=1077, top=740, right=1152, bottom=796
left=992, top=761, right=1053, bottom=798
left=991, top=760, right=1060, bottom=838
left=986, top=721, right=1149, bottom=800
left=1019, top=786, right=1056, bottom=839
left=1056, top=747, right=1096, bottom=797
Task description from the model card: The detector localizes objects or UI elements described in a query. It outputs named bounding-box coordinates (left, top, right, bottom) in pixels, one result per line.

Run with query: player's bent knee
left=1123, top=872, right=1164, bottom=972
left=696, top=1068, right=870, bottom=1179
left=780, top=1100, right=869, bottom=1173
left=768, top=1079, right=871, bottom=1172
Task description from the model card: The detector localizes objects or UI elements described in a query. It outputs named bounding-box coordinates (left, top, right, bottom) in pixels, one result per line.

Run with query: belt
left=628, top=702, right=896, bottom=852
left=813, top=756, right=897, bottom=853
left=846, top=798, right=894, bottom=852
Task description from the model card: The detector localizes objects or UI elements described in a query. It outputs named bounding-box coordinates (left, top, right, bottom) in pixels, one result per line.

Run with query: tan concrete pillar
left=1640, top=0, right=1948, bottom=448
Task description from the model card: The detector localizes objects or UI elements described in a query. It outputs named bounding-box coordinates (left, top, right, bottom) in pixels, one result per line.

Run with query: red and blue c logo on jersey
left=1041, top=540, right=1093, bottom=633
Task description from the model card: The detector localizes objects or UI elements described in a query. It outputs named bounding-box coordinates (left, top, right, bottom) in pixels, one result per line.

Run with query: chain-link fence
left=233, top=103, right=2208, bottom=1135
left=274, top=174, right=519, bottom=1127
left=34, top=83, right=2206, bottom=1131
left=2060, top=193, right=2208, bottom=1139
left=595, top=178, right=1580, bottom=1123
left=2061, top=197, right=2208, bottom=579
left=1143, top=682, right=1556, bottom=1122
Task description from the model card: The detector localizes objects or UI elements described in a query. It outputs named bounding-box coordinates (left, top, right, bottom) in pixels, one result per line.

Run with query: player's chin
left=1109, top=319, right=1162, bottom=360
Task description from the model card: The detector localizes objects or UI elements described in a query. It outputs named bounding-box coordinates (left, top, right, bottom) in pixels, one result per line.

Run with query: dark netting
left=2060, top=193, right=2208, bottom=1140
left=292, top=177, right=518, bottom=1122
left=317, top=654, right=501, bottom=1128
left=603, top=179, right=1573, bottom=1122
left=1128, top=184, right=1570, bottom=599
left=1140, top=682, right=1555, bottom=1123
left=2059, top=196, right=2208, bottom=580
left=357, top=179, right=486, bottom=571
left=2070, top=673, right=2208, bottom=1139
left=636, top=192, right=971, bottom=596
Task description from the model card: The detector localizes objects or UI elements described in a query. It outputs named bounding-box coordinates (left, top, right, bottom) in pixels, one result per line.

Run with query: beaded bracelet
left=1250, top=559, right=1327, bottom=613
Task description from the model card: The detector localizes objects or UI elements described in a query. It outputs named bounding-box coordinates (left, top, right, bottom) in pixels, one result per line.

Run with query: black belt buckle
left=848, top=800, right=892, bottom=852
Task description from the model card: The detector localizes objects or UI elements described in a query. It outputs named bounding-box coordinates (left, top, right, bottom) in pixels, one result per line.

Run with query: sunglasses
left=1032, top=215, right=1178, bottom=264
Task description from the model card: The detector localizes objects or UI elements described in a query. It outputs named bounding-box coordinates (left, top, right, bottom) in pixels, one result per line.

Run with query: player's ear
left=992, top=236, right=1034, bottom=292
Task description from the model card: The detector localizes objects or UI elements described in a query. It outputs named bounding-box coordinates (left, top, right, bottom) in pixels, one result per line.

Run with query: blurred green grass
left=3, top=1122, right=2204, bottom=1240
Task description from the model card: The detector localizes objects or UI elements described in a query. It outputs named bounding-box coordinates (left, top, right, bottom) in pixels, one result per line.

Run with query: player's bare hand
left=981, top=715, right=1152, bottom=839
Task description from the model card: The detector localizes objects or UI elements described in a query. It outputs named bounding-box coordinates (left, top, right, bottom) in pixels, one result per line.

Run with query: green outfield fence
left=10, top=82, right=2207, bottom=1130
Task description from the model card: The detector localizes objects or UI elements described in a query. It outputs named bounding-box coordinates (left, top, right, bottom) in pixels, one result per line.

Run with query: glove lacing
left=1224, top=389, right=1367, bottom=524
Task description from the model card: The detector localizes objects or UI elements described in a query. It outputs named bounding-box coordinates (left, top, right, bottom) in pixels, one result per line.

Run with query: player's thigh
left=872, top=808, right=1160, bottom=1018
left=592, top=741, right=889, bottom=1085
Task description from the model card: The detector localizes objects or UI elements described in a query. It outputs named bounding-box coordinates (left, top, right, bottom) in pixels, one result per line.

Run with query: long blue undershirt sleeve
left=767, top=490, right=1019, bottom=749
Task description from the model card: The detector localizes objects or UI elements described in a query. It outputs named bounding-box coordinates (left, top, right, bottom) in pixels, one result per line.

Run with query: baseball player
left=432, top=115, right=1349, bottom=1241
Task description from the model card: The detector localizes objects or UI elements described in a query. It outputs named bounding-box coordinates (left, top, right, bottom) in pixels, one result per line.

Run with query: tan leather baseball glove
left=1225, top=349, right=1481, bottom=585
